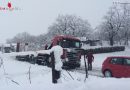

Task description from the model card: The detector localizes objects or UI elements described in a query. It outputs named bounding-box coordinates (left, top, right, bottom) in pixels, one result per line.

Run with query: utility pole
left=16, top=43, right=20, bottom=52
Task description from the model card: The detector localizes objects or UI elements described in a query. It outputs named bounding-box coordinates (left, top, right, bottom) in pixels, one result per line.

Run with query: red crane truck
left=37, top=35, right=82, bottom=68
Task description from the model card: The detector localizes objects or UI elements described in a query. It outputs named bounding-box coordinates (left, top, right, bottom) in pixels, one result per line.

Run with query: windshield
left=58, top=39, right=81, bottom=48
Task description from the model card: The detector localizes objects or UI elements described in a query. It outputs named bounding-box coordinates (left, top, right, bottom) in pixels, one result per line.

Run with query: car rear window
left=124, top=58, right=130, bottom=66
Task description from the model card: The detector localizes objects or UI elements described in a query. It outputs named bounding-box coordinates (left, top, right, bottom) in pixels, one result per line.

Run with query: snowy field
left=0, top=47, right=130, bottom=90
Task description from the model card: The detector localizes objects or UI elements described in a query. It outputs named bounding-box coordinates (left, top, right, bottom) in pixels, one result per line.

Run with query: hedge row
left=84, top=46, right=125, bottom=54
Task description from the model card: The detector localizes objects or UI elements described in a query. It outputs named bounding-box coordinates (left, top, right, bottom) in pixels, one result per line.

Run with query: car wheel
left=104, top=70, right=112, bottom=77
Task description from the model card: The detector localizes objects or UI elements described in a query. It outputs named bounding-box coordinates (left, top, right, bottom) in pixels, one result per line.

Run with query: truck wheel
left=77, top=64, right=81, bottom=67
left=36, top=60, right=41, bottom=65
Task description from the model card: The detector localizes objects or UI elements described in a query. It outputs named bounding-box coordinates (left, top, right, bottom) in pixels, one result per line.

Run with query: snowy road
left=0, top=48, right=130, bottom=90
left=70, top=66, right=103, bottom=77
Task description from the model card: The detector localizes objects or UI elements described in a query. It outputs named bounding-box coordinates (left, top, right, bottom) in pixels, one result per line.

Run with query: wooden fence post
left=51, top=52, right=57, bottom=83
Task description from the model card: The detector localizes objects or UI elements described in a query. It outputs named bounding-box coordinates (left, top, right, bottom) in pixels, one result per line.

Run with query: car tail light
left=61, top=49, right=67, bottom=59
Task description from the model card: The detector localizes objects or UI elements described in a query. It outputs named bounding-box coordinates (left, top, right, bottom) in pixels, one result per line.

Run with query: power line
left=113, top=1, right=130, bottom=5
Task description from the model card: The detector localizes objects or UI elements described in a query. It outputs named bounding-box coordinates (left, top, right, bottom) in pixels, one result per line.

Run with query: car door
left=110, top=57, right=125, bottom=77
left=123, top=58, right=130, bottom=77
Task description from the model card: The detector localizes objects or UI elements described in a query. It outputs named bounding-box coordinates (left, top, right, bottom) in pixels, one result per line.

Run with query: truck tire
left=36, top=60, right=42, bottom=65
left=77, top=64, right=81, bottom=67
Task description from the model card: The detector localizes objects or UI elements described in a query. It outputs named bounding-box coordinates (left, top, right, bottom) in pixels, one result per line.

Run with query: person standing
left=86, top=52, right=94, bottom=70
left=45, top=44, right=48, bottom=50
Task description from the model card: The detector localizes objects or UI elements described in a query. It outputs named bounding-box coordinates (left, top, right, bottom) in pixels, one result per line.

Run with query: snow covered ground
left=0, top=47, right=130, bottom=90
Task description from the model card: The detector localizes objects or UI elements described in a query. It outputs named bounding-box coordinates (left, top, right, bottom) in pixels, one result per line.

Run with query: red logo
left=8, top=2, right=12, bottom=8
left=0, top=2, right=20, bottom=11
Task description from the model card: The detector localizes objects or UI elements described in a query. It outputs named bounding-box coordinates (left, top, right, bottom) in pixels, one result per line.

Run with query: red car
left=102, top=56, right=130, bottom=78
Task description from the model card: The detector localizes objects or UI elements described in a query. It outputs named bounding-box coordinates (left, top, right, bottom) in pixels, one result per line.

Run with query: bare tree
left=118, top=3, right=130, bottom=45
left=7, top=32, right=36, bottom=44
left=98, top=4, right=123, bottom=46
left=48, top=15, right=92, bottom=39
left=6, top=32, right=39, bottom=50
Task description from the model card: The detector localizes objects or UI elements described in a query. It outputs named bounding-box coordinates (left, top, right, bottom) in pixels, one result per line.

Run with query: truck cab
left=37, top=35, right=82, bottom=68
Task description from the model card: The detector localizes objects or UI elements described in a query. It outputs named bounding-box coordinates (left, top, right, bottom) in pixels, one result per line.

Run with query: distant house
left=81, top=40, right=100, bottom=46
left=0, top=44, right=16, bottom=53
left=79, top=37, right=100, bottom=46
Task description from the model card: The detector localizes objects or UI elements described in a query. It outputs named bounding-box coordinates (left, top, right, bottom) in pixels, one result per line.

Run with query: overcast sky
left=0, top=0, right=127, bottom=43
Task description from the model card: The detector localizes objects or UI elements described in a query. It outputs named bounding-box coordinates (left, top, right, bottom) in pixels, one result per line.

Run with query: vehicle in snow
left=102, top=56, right=130, bottom=78
left=37, top=35, right=83, bottom=68
left=0, top=44, right=15, bottom=53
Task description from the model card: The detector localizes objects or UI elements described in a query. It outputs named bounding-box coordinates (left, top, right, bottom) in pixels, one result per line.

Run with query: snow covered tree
left=6, top=32, right=38, bottom=50
left=117, top=3, right=130, bottom=45
left=48, top=15, right=93, bottom=39
left=97, top=2, right=130, bottom=46
left=7, top=32, right=36, bottom=44
left=98, top=4, right=123, bottom=46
